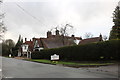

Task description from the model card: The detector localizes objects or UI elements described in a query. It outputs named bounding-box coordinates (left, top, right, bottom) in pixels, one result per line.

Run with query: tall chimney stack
left=71, top=35, right=75, bottom=37
left=47, top=31, right=52, bottom=38
left=56, top=30, right=59, bottom=36
left=99, top=33, right=102, bottom=41
left=25, top=38, right=27, bottom=42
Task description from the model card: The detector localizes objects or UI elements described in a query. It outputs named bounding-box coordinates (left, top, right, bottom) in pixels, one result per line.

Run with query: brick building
left=19, top=30, right=82, bottom=58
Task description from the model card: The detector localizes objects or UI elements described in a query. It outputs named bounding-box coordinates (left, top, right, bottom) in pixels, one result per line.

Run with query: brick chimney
left=47, top=31, right=52, bottom=38
left=32, top=37, right=36, bottom=42
left=25, top=38, right=27, bottom=42
left=56, top=30, right=59, bottom=36
left=99, top=34, right=103, bottom=41
left=71, top=35, right=75, bottom=37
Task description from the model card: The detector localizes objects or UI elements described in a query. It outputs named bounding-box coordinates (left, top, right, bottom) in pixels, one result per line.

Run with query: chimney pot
left=56, top=30, right=59, bottom=36
left=47, top=31, right=52, bottom=38
left=25, top=38, right=27, bottom=42
left=71, top=35, right=75, bottom=37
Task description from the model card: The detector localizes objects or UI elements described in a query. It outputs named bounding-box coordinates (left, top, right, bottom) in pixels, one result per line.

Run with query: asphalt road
left=1, top=57, right=118, bottom=78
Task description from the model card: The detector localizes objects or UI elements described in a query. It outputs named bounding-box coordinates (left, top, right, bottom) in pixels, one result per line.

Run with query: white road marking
left=5, top=77, right=14, bottom=78
left=2, top=75, right=14, bottom=78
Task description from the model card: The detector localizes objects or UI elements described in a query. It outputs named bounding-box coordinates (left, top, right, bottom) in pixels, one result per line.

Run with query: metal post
left=27, top=52, right=28, bottom=58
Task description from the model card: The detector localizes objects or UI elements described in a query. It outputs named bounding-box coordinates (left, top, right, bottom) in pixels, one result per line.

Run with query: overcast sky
left=3, top=0, right=119, bottom=43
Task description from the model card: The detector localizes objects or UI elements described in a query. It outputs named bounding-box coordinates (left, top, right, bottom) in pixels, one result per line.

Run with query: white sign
left=51, top=54, right=59, bottom=60
left=9, top=54, right=11, bottom=57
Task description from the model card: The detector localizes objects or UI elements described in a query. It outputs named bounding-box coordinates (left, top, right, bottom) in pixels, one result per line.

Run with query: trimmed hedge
left=31, top=40, right=119, bottom=61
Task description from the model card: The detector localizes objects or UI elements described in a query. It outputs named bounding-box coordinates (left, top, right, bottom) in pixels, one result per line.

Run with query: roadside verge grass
left=26, top=59, right=114, bottom=67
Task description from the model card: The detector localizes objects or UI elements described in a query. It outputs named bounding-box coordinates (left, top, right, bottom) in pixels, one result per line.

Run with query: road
left=1, top=57, right=118, bottom=78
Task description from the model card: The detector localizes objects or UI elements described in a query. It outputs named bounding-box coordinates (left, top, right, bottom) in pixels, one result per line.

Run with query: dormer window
left=34, top=40, right=39, bottom=48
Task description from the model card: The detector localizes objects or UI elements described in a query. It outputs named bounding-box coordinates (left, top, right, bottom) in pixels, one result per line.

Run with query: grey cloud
left=3, top=0, right=119, bottom=42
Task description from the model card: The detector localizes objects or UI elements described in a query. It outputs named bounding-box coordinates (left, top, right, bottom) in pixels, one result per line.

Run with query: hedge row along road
left=32, top=40, right=119, bottom=61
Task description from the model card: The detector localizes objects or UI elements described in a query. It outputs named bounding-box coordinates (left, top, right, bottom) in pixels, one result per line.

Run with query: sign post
left=51, top=54, right=59, bottom=63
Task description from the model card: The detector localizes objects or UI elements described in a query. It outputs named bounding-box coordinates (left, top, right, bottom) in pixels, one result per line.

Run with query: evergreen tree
left=12, top=35, right=23, bottom=56
left=15, top=35, right=23, bottom=49
left=109, top=4, right=120, bottom=40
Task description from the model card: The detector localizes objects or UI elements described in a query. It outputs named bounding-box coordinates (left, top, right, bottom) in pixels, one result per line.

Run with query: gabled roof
left=41, top=37, right=64, bottom=48
left=24, top=41, right=34, bottom=51
left=23, top=35, right=82, bottom=50
left=32, top=38, right=45, bottom=47
left=33, top=35, right=80, bottom=49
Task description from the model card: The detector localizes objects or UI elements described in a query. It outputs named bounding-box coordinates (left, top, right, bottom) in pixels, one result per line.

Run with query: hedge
left=31, top=40, right=119, bottom=61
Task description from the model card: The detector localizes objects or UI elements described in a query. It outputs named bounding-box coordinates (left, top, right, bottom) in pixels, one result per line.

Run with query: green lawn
left=27, top=59, right=114, bottom=66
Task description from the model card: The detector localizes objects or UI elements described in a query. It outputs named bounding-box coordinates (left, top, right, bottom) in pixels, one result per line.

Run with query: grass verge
left=26, top=59, right=114, bottom=67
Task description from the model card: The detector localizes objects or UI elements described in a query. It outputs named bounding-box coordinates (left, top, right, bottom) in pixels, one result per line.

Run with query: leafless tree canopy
left=50, top=23, right=74, bottom=45
left=0, top=1, right=6, bottom=41
left=84, top=32, right=93, bottom=39
left=59, top=24, right=74, bottom=45
left=59, top=24, right=73, bottom=36
left=50, top=23, right=74, bottom=36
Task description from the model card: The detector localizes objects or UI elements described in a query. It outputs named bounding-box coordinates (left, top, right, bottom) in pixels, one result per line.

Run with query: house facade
left=18, top=30, right=82, bottom=58
left=18, top=30, right=102, bottom=58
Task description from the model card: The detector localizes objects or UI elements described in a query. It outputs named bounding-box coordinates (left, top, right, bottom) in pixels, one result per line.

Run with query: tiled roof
left=41, top=37, right=64, bottom=48
left=79, top=37, right=102, bottom=45
left=23, top=35, right=82, bottom=50
left=35, top=35, right=80, bottom=49
left=75, top=37, right=82, bottom=40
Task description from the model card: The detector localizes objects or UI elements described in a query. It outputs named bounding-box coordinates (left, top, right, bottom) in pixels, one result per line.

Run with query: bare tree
left=60, top=24, right=73, bottom=36
left=51, top=23, right=74, bottom=45
left=0, top=1, right=6, bottom=41
left=84, top=32, right=93, bottom=39
left=59, top=24, right=74, bottom=45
